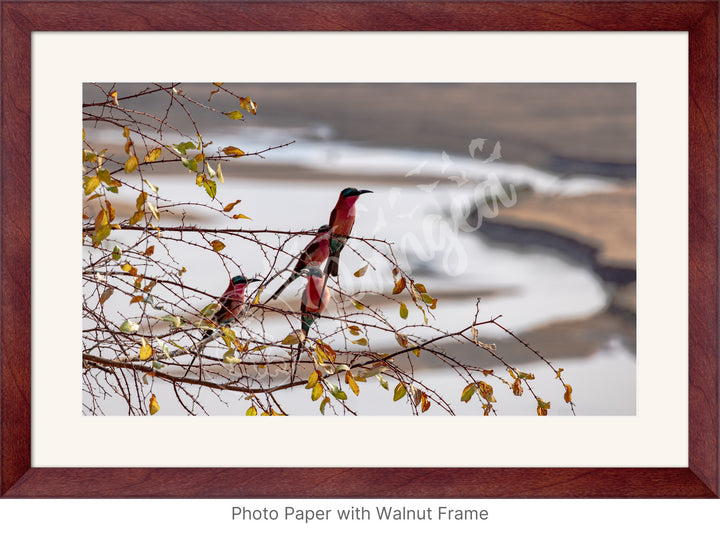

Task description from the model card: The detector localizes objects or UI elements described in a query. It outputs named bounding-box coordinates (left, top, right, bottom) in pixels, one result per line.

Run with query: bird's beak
left=346, top=189, right=372, bottom=197
left=248, top=278, right=261, bottom=283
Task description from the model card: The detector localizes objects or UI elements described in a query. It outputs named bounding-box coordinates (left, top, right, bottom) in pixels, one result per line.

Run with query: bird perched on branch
left=202, top=275, right=260, bottom=339
left=293, top=266, right=331, bottom=380
left=325, top=187, right=372, bottom=278
left=269, top=224, right=331, bottom=301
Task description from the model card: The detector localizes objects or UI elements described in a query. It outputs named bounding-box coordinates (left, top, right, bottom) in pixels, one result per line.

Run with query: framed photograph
left=1, top=1, right=717, bottom=498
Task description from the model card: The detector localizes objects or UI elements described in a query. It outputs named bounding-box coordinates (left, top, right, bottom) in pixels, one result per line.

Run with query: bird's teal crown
left=231, top=275, right=260, bottom=285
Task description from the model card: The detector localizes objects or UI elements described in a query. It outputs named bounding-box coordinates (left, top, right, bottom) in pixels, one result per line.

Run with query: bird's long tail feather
left=269, top=272, right=299, bottom=301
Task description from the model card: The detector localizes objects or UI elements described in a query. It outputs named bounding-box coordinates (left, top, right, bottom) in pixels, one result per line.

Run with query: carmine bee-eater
left=325, top=187, right=372, bottom=278
left=202, top=275, right=260, bottom=339
left=269, top=224, right=331, bottom=301
left=292, top=266, right=331, bottom=380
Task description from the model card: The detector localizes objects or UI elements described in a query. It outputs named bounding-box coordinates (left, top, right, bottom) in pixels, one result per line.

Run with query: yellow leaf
left=281, top=332, right=302, bottom=346
left=130, top=295, right=143, bottom=304
left=482, top=369, right=493, bottom=376
left=246, top=406, right=257, bottom=416
left=393, top=382, right=407, bottom=402
left=110, top=90, right=119, bottom=106
left=307, top=370, right=319, bottom=388
left=223, top=199, right=242, bottom=212
left=555, top=368, right=564, bottom=379
left=345, top=371, right=360, bottom=396
left=105, top=200, right=115, bottom=222
left=121, top=262, right=138, bottom=277
left=239, top=96, right=258, bottom=115
left=351, top=338, right=368, bottom=346
left=564, top=384, right=573, bottom=403
left=351, top=299, right=364, bottom=310
left=311, top=382, right=323, bottom=401
left=232, top=213, right=252, bottom=220
left=399, top=302, right=408, bottom=319
left=129, top=210, right=144, bottom=226
left=147, top=202, right=160, bottom=221
left=392, top=277, right=407, bottom=294
left=316, top=341, right=336, bottom=363
left=414, top=283, right=427, bottom=293
left=139, top=339, right=153, bottom=360
left=354, top=264, right=369, bottom=277
left=211, top=240, right=225, bottom=252
left=411, top=347, right=420, bottom=357
left=124, top=139, right=133, bottom=154
left=348, top=325, right=361, bottom=336
left=124, top=155, right=139, bottom=173
left=145, top=147, right=162, bottom=162
left=217, top=162, right=224, bottom=183
left=149, top=394, right=159, bottom=415
left=84, top=175, right=101, bottom=195
left=222, top=146, right=245, bottom=158
left=135, top=191, right=148, bottom=211
left=122, top=126, right=130, bottom=138
left=224, top=110, right=244, bottom=120
left=252, top=286, right=263, bottom=305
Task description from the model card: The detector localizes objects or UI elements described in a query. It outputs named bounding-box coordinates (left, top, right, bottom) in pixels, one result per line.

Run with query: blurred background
left=84, top=83, right=636, bottom=415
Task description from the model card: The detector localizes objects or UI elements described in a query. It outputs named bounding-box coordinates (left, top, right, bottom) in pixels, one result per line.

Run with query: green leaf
left=120, top=319, right=139, bottom=333
left=461, top=384, right=476, bottom=403
left=200, top=303, right=219, bottom=317
left=319, top=397, right=330, bottom=415
left=331, top=388, right=348, bottom=401
left=203, top=179, right=217, bottom=199
left=181, top=157, right=198, bottom=172
left=393, top=382, right=407, bottom=401
left=399, top=302, right=408, bottom=319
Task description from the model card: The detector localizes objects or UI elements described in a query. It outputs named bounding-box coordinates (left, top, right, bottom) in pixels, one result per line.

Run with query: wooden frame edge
left=1, top=0, right=717, bottom=498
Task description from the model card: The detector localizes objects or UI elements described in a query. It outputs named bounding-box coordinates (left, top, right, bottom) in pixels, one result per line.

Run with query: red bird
left=202, top=275, right=259, bottom=339
left=269, top=225, right=331, bottom=301
left=292, top=266, right=331, bottom=380
left=325, top=187, right=372, bottom=277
